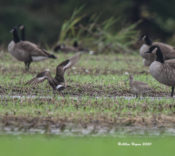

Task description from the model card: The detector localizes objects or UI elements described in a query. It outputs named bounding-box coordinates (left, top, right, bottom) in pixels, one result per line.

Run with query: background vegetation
left=1, top=0, right=175, bottom=48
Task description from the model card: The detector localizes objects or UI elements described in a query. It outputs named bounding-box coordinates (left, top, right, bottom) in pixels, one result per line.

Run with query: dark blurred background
left=1, top=0, right=175, bottom=47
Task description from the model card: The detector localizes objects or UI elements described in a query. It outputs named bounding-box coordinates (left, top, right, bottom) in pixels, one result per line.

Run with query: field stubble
left=0, top=51, right=175, bottom=134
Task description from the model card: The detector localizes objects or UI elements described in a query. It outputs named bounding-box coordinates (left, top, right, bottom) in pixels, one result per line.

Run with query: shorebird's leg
left=171, top=86, right=174, bottom=97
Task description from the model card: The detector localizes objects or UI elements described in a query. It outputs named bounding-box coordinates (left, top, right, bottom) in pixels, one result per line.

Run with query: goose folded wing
left=17, top=41, right=50, bottom=57
left=154, top=42, right=175, bottom=59
left=166, top=59, right=175, bottom=69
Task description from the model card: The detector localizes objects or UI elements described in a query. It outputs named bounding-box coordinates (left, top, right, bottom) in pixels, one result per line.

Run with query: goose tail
left=48, top=54, right=57, bottom=59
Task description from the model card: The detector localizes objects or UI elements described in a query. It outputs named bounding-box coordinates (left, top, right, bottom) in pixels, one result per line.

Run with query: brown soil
left=1, top=114, right=175, bottom=134
left=0, top=84, right=169, bottom=97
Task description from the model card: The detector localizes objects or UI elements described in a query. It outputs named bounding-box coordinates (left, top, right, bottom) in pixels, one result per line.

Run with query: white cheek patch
left=32, top=56, right=47, bottom=61
left=56, top=84, right=64, bottom=90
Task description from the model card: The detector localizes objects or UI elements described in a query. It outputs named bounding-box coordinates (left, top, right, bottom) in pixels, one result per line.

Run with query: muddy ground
left=0, top=52, right=175, bottom=134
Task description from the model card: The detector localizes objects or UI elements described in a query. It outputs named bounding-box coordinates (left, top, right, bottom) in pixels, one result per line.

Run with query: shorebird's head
left=129, top=75, right=133, bottom=81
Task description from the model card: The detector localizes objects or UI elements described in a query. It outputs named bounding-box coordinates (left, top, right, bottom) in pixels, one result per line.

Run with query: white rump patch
left=32, top=56, right=47, bottom=61
left=56, top=84, right=64, bottom=89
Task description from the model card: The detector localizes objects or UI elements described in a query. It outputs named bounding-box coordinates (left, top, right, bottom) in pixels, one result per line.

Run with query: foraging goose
left=129, top=75, right=150, bottom=97
left=8, top=27, right=56, bottom=71
left=139, top=35, right=175, bottom=66
left=54, top=41, right=94, bottom=54
left=25, top=52, right=81, bottom=92
left=54, top=43, right=78, bottom=53
left=146, top=45, right=175, bottom=97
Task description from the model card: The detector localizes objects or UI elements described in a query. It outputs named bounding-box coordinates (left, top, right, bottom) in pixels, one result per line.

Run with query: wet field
left=0, top=52, right=175, bottom=135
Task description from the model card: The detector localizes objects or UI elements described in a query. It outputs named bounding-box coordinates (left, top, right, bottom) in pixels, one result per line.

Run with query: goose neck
left=13, top=29, right=20, bottom=43
left=21, top=28, right=25, bottom=41
left=145, top=37, right=152, bottom=46
left=156, top=48, right=164, bottom=63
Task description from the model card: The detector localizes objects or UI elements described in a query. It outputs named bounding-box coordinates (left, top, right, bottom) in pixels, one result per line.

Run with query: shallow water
left=1, top=124, right=175, bottom=136
left=0, top=94, right=174, bottom=100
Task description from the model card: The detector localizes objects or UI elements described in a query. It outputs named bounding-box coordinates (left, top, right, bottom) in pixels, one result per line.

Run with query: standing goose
left=8, top=27, right=57, bottom=71
left=25, top=52, right=81, bottom=92
left=129, top=75, right=150, bottom=97
left=139, top=35, right=175, bottom=66
left=146, top=45, right=175, bottom=97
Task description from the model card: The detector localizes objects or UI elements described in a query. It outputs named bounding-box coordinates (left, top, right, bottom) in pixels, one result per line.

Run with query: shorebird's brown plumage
left=129, top=75, right=150, bottom=97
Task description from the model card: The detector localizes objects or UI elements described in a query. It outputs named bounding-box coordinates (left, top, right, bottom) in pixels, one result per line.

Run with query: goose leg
left=24, top=62, right=31, bottom=71
left=171, top=86, right=174, bottom=97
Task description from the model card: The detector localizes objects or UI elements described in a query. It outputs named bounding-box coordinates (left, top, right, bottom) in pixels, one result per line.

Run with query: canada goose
left=139, top=35, right=175, bottom=66
left=146, top=45, right=175, bottom=97
left=8, top=27, right=57, bottom=71
left=25, top=52, right=81, bottom=92
left=129, top=75, right=150, bottom=97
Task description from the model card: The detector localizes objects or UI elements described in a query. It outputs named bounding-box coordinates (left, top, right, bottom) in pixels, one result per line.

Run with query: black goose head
left=18, top=24, right=25, bottom=41
left=54, top=43, right=66, bottom=52
left=145, top=45, right=164, bottom=63
left=10, top=27, right=20, bottom=43
left=139, top=34, right=152, bottom=46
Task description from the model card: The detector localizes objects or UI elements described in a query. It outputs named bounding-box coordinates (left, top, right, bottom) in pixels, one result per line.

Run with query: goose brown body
left=8, top=27, right=56, bottom=70
left=149, top=59, right=175, bottom=87
left=146, top=45, right=175, bottom=97
left=26, top=52, right=81, bottom=92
